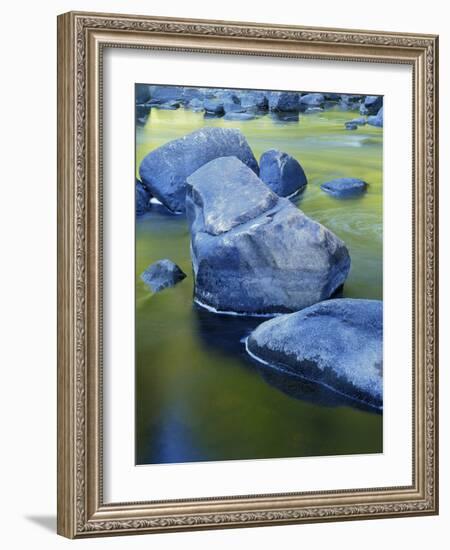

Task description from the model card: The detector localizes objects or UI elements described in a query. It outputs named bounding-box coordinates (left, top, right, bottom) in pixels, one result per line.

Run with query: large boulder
left=186, top=156, right=350, bottom=315
left=136, top=179, right=151, bottom=216
left=268, top=91, right=300, bottom=112
left=360, top=95, right=383, bottom=115
left=141, top=259, right=186, bottom=293
left=246, top=299, right=383, bottom=408
left=259, top=149, right=307, bottom=197
left=139, top=127, right=259, bottom=213
left=321, top=177, right=368, bottom=198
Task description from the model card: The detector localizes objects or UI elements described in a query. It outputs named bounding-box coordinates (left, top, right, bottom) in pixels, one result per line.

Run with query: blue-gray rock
left=367, top=107, right=383, bottom=127
left=246, top=299, right=383, bottom=408
left=299, top=93, right=325, bottom=109
left=181, top=87, right=205, bottom=103
left=259, top=149, right=307, bottom=197
left=240, top=91, right=268, bottom=111
left=223, top=112, right=256, bottom=121
left=141, top=259, right=187, bottom=293
left=135, top=104, right=151, bottom=125
left=149, top=85, right=184, bottom=104
left=136, top=179, right=151, bottom=216
left=223, top=99, right=245, bottom=114
left=203, top=99, right=225, bottom=115
left=345, top=122, right=358, bottom=130
left=360, top=95, right=383, bottom=115
left=139, top=127, right=259, bottom=213
left=187, top=98, right=204, bottom=111
left=321, top=177, right=368, bottom=198
left=339, top=95, right=363, bottom=111
left=186, top=157, right=350, bottom=315
left=268, top=91, right=300, bottom=112
left=347, top=117, right=367, bottom=126
left=135, top=84, right=152, bottom=104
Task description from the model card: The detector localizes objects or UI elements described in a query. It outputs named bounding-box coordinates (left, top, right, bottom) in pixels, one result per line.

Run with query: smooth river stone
left=246, top=298, right=383, bottom=408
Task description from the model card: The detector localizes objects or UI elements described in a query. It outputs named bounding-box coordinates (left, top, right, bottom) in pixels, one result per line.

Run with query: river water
left=135, top=107, right=383, bottom=465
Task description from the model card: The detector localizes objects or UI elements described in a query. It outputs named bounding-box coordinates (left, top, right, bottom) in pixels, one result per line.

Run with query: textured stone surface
left=139, top=127, right=259, bottom=213
left=186, top=157, right=350, bottom=315
left=360, top=95, right=383, bottom=115
left=259, top=149, right=307, bottom=197
left=136, top=179, right=151, bottom=216
left=140, top=259, right=187, bottom=293
left=321, top=177, right=368, bottom=198
left=268, top=91, right=300, bottom=112
left=246, top=298, right=383, bottom=408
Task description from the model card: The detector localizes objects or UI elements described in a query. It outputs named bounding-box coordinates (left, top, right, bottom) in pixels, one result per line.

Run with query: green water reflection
left=136, top=107, right=383, bottom=465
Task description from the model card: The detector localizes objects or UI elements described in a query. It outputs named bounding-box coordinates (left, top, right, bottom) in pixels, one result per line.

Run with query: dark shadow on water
left=193, top=303, right=262, bottom=359
left=254, top=364, right=382, bottom=414
left=25, top=515, right=56, bottom=533
left=193, top=304, right=380, bottom=414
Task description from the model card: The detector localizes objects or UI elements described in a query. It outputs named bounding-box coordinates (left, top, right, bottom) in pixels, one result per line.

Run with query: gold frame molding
left=57, top=11, right=439, bottom=539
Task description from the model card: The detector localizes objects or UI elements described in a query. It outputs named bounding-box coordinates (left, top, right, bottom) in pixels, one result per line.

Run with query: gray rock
left=345, top=122, right=358, bottom=130
left=186, top=156, right=350, bottom=315
left=321, top=177, right=368, bottom=198
left=299, top=93, right=325, bottom=109
left=246, top=298, right=383, bottom=408
left=240, top=91, right=268, bottom=111
left=268, top=91, right=300, bottom=112
left=139, top=127, right=259, bottom=213
left=149, top=85, right=184, bottom=104
left=259, top=149, right=307, bottom=197
left=136, top=179, right=151, bottom=216
left=187, top=98, right=204, bottom=111
left=367, top=107, right=383, bottom=127
left=360, top=95, right=383, bottom=115
left=204, top=99, right=225, bottom=115
left=140, top=259, right=187, bottom=293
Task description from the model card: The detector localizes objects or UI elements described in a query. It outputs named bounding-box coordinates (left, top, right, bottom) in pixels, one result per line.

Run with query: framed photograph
left=57, top=11, right=439, bottom=538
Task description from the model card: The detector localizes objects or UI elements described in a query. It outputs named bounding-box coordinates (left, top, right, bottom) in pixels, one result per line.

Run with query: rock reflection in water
left=194, top=304, right=378, bottom=413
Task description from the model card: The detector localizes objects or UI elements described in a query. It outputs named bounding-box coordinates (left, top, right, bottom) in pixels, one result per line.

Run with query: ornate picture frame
left=57, top=11, right=439, bottom=538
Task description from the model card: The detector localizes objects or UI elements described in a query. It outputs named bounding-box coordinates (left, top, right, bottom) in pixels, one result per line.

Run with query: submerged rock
left=259, top=149, right=307, bottom=197
left=186, top=156, right=350, bottom=315
left=321, top=177, right=368, bottom=198
left=246, top=298, right=383, bottom=408
left=140, top=259, right=186, bottom=293
left=139, top=127, right=259, bottom=213
left=136, top=179, right=151, bottom=216
left=345, top=122, right=358, bottom=130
